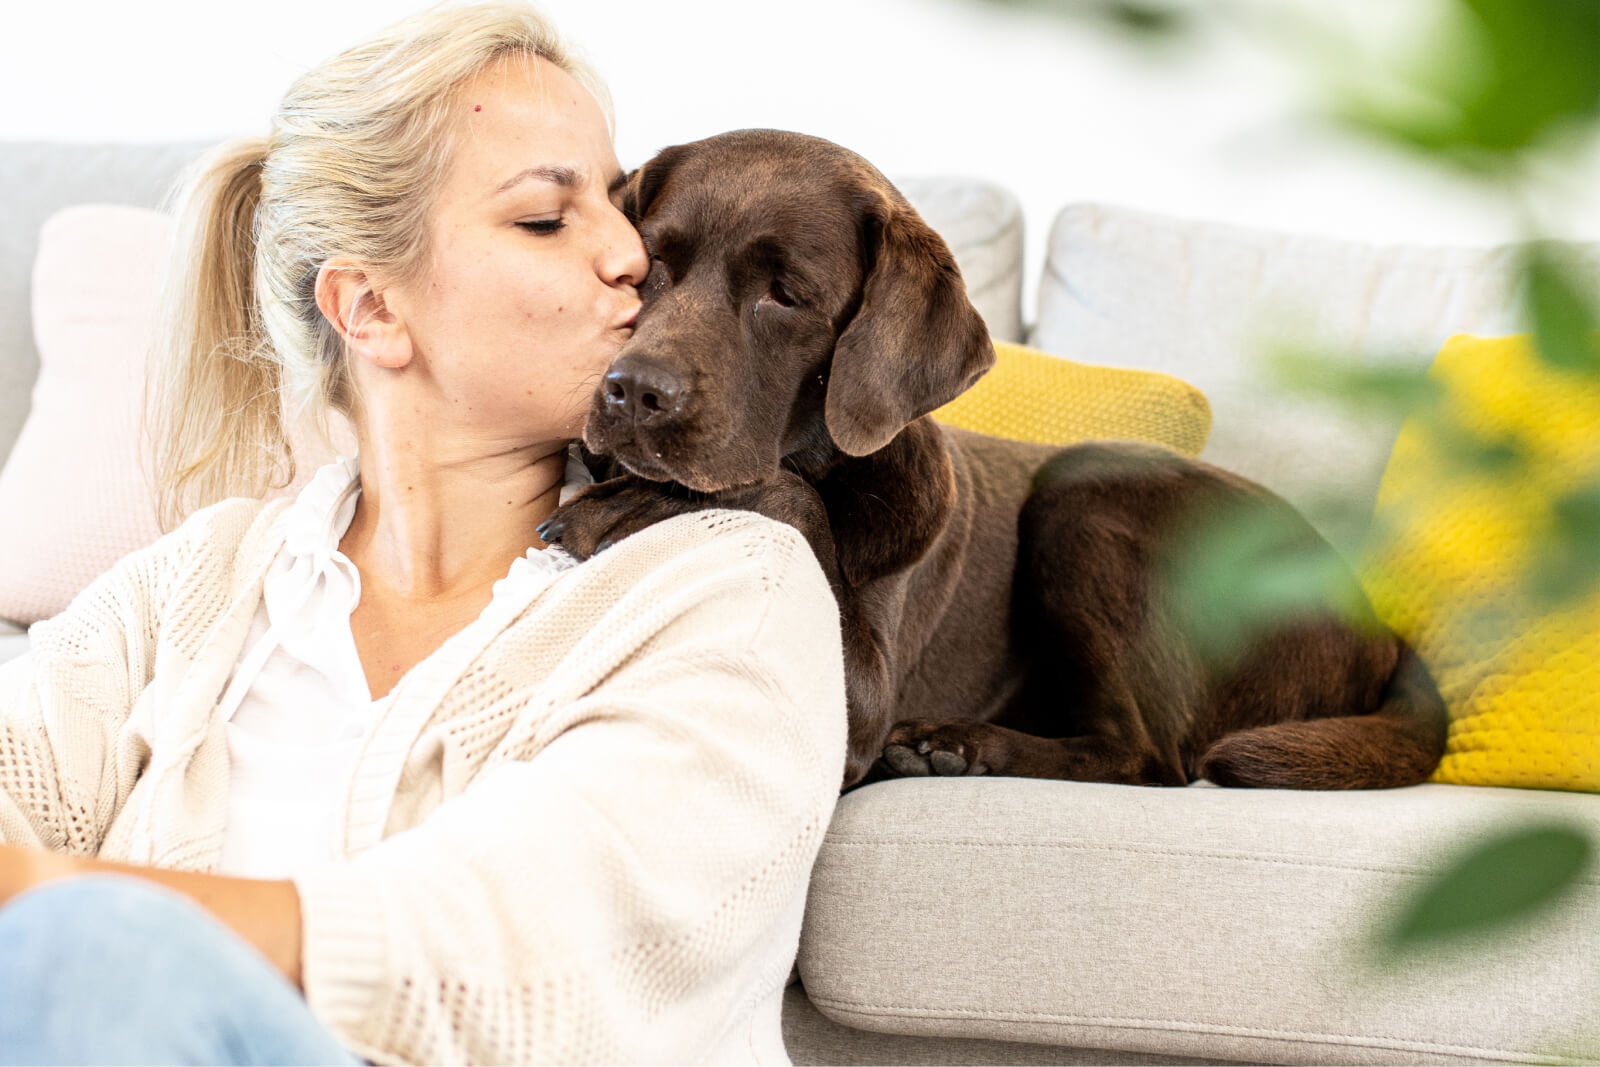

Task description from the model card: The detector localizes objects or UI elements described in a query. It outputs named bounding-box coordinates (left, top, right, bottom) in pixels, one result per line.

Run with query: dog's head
left=583, top=129, right=993, bottom=491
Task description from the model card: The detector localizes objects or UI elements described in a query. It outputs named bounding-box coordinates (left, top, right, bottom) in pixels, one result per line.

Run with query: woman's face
left=383, top=53, right=647, bottom=447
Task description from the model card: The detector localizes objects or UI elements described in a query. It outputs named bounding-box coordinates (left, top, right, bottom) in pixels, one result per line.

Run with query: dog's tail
left=1197, top=643, right=1449, bottom=789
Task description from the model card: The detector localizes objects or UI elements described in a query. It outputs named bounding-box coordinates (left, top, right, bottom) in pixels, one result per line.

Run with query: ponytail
left=149, top=138, right=293, bottom=530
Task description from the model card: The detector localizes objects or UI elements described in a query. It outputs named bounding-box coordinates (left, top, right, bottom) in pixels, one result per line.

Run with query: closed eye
left=516, top=219, right=565, bottom=235
left=762, top=278, right=796, bottom=308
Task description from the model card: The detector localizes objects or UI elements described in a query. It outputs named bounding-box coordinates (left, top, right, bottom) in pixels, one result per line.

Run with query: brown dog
left=539, top=129, right=1447, bottom=792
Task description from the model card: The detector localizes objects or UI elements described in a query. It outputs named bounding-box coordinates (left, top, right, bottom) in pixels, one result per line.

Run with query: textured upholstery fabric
left=932, top=341, right=1211, bottom=455
left=1029, top=203, right=1600, bottom=531
left=1362, top=334, right=1600, bottom=792
left=897, top=178, right=1025, bottom=345
left=780, top=983, right=1245, bottom=1066
left=799, top=777, right=1600, bottom=1065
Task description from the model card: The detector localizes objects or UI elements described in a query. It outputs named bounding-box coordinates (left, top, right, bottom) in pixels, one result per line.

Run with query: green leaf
left=1266, top=350, right=1441, bottom=420
left=1163, top=500, right=1376, bottom=669
left=1454, top=0, right=1600, bottom=153
left=1384, top=823, right=1594, bottom=953
left=1527, top=480, right=1600, bottom=606
left=1327, top=0, right=1600, bottom=162
left=1523, top=245, right=1600, bottom=377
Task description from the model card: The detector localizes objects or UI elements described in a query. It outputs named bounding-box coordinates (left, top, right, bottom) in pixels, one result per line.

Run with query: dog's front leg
left=536, top=473, right=709, bottom=559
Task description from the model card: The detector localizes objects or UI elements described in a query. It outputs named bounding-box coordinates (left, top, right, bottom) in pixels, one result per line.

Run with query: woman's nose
left=601, top=207, right=649, bottom=288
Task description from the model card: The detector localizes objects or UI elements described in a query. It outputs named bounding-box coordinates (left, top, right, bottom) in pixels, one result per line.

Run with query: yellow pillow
left=932, top=341, right=1212, bottom=457
left=1360, top=334, right=1600, bottom=792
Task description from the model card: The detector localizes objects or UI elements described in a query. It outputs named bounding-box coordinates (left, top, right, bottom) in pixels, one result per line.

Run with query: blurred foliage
left=976, top=0, right=1197, bottom=43
left=959, top=0, right=1600, bottom=1018
left=1164, top=497, right=1380, bottom=670
left=1380, top=822, right=1594, bottom=949
left=1330, top=0, right=1600, bottom=166
left=1528, top=478, right=1600, bottom=607
left=1526, top=244, right=1600, bottom=376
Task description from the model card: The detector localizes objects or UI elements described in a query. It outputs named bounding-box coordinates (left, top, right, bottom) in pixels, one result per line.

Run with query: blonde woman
left=0, top=4, right=846, bottom=1063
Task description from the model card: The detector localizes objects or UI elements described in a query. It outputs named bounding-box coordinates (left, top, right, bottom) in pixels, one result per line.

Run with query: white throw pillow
left=0, top=205, right=346, bottom=626
left=1028, top=203, right=1600, bottom=529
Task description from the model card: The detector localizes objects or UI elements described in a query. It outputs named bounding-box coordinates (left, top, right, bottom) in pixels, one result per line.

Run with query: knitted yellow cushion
left=1361, top=334, right=1600, bottom=792
left=932, top=341, right=1212, bottom=456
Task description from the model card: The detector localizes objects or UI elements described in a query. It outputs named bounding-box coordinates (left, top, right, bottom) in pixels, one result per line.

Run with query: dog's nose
left=604, top=355, right=685, bottom=423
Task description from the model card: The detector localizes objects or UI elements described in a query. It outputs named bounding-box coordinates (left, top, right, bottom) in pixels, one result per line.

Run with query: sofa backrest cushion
left=895, top=178, right=1025, bottom=346
left=1029, top=203, right=1600, bottom=536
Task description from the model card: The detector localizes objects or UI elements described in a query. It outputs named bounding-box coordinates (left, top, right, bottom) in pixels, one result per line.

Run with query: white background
left=6, top=0, right=1600, bottom=319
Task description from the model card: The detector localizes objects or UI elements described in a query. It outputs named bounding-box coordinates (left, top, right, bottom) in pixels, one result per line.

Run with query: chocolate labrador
left=539, top=129, right=1447, bottom=792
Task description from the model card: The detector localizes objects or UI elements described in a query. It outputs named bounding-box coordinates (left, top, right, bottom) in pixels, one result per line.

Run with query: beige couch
left=1, top=142, right=1596, bottom=1065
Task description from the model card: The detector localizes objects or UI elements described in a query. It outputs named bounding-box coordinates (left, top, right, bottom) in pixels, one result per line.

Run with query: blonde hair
left=149, top=2, right=612, bottom=529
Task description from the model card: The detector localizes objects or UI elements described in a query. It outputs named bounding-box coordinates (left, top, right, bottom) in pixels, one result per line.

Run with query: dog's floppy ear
left=621, top=144, right=688, bottom=224
left=825, top=194, right=995, bottom=456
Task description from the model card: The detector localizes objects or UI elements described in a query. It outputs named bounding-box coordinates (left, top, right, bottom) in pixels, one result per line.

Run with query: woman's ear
left=314, top=258, right=413, bottom=370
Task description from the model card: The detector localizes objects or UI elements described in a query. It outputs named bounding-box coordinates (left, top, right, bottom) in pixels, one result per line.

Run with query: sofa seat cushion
left=799, top=777, right=1599, bottom=1065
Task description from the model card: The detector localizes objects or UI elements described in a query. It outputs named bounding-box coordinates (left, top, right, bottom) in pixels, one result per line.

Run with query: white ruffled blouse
left=215, top=447, right=593, bottom=879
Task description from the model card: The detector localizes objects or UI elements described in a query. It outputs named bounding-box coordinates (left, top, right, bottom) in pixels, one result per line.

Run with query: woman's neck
left=340, top=432, right=567, bottom=604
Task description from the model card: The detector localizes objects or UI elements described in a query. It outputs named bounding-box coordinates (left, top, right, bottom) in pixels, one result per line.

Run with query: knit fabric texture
left=0, top=499, right=849, bottom=1063
left=931, top=341, right=1212, bottom=456
left=1361, top=333, right=1600, bottom=792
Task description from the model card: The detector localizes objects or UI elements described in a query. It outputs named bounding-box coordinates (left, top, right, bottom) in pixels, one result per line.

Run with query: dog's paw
left=879, top=720, right=1005, bottom=777
left=537, top=476, right=697, bottom=560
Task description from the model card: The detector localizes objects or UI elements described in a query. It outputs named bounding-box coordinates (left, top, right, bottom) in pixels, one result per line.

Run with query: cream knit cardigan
left=0, top=496, right=848, bottom=1065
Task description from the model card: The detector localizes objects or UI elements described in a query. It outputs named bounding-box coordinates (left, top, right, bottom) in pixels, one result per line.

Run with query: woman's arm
left=0, top=843, right=303, bottom=988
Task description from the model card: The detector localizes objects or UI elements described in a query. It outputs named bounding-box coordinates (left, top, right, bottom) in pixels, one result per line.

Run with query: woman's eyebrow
left=494, top=164, right=582, bottom=195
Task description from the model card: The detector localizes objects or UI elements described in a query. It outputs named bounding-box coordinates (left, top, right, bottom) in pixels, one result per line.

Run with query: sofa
left=1, top=141, right=1596, bottom=1066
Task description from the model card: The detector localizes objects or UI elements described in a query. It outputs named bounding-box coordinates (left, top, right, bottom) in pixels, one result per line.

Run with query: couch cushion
left=897, top=178, right=1024, bottom=345
left=0, top=141, right=210, bottom=468
left=781, top=982, right=1244, bottom=1066
left=1361, top=334, right=1600, bottom=793
left=799, top=777, right=1599, bottom=1065
left=932, top=341, right=1210, bottom=454
left=0, top=205, right=171, bottom=625
left=0, top=204, right=350, bottom=626
left=1027, top=203, right=1600, bottom=532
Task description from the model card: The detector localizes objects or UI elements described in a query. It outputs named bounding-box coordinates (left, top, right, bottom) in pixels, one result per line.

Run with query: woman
left=0, top=4, right=847, bottom=1064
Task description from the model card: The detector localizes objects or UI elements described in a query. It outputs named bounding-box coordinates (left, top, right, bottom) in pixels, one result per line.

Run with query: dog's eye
left=761, top=279, right=796, bottom=309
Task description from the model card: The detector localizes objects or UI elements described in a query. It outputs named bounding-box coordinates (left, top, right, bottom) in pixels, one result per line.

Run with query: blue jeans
left=0, top=874, right=363, bottom=1065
